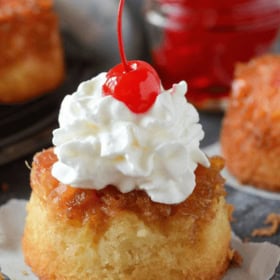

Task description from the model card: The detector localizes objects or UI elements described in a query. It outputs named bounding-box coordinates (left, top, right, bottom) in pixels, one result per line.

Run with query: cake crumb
left=229, top=249, right=243, bottom=267
left=242, top=237, right=250, bottom=243
left=252, top=213, right=280, bottom=237
left=22, top=270, right=29, bottom=276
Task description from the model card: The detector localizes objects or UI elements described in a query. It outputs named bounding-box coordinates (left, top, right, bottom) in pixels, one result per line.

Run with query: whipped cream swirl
left=52, top=73, right=209, bottom=204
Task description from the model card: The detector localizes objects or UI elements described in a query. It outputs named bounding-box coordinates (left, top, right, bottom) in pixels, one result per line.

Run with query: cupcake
left=22, top=73, right=233, bottom=280
left=22, top=1, right=233, bottom=278
left=0, top=0, right=64, bottom=104
left=221, top=54, right=280, bottom=192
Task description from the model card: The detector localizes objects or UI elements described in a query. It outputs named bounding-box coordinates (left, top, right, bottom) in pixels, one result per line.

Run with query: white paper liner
left=0, top=199, right=279, bottom=280
left=203, top=142, right=280, bottom=201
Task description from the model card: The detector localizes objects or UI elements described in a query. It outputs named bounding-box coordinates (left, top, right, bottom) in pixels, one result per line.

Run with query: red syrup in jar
left=145, top=0, right=280, bottom=110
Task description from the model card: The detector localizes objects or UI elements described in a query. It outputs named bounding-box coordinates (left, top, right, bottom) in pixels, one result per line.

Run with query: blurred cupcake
left=221, top=54, right=280, bottom=192
left=0, top=0, right=64, bottom=104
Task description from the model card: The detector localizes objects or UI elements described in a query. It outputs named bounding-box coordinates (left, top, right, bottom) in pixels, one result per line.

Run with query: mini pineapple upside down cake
left=22, top=76, right=234, bottom=280
left=22, top=1, right=234, bottom=279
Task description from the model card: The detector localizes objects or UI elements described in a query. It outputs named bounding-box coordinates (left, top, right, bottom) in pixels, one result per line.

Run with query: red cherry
left=102, top=0, right=161, bottom=113
left=103, top=60, right=161, bottom=113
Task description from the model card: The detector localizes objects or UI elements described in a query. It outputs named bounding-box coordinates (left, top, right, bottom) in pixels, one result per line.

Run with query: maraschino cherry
left=103, top=0, right=161, bottom=113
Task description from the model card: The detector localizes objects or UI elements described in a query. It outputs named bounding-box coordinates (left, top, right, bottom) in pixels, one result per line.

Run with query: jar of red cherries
left=144, top=0, right=280, bottom=110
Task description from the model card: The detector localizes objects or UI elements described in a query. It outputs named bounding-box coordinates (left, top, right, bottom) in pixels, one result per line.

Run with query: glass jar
left=144, top=0, right=280, bottom=110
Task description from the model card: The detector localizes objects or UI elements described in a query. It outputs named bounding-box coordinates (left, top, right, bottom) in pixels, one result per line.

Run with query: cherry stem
left=118, top=0, right=130, bottom=72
